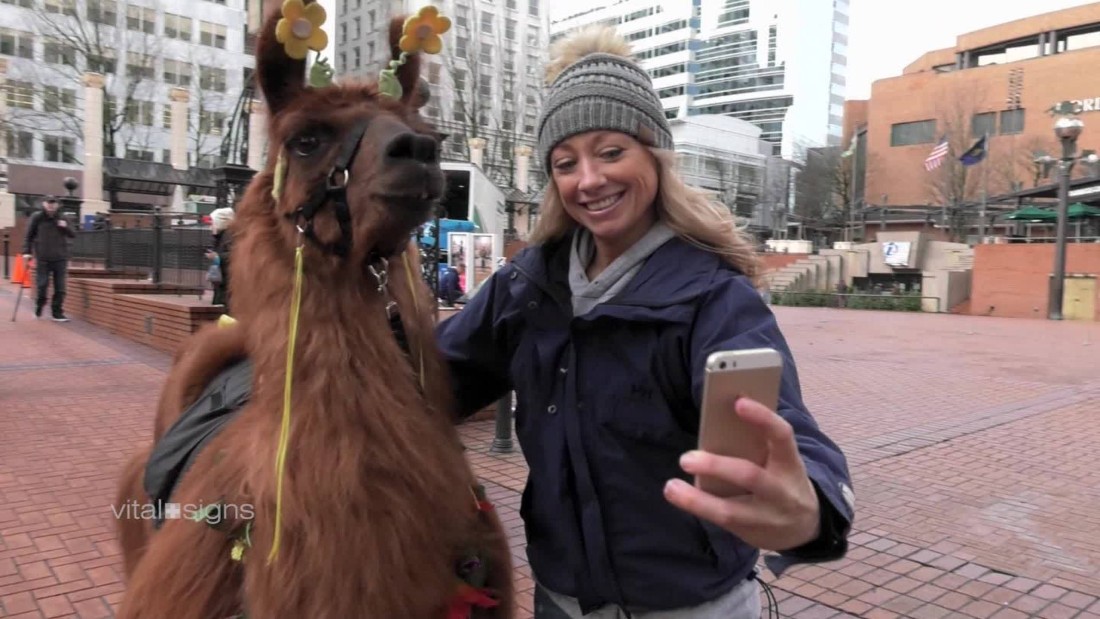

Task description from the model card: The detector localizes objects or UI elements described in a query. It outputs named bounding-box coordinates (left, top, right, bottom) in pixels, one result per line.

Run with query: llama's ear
left=388, top=16, right=422, bottom=107
left=255, top=0, right=317, bottom=115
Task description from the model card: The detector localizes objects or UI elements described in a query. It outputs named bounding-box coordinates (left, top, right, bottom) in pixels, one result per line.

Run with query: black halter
left=279, top=118, right=417, bottom=366
left=286, top=119, right=370, bottom=258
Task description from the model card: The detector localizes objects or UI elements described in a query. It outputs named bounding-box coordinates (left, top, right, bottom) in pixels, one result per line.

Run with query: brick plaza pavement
left=3, top=283, right=1100, bottom=618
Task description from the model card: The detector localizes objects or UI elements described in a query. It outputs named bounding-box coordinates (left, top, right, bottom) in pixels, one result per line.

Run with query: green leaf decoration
left=378, top=69, right=403, bottom=100
left=309, top=56, right=335, bottom=88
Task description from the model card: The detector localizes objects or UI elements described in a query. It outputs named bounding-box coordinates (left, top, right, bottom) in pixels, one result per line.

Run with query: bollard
left=489, top=392, right=514, bottom=453
left=3, top=234, right=9, bottom=280
left=104, top=217, right=113, bottom=270
left=152, top=207, right=163, bottom=284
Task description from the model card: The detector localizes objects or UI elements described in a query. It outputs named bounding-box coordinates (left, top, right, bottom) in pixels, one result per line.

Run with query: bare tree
left=437, top=7, right=493, bottom=161
left=187, top=48, right=232, bottom=167
left=7, top=0, right=163, bottom=162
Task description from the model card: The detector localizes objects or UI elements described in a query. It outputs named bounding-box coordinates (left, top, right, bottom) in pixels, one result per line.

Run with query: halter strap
left=288, top=119, right=370, bottom=258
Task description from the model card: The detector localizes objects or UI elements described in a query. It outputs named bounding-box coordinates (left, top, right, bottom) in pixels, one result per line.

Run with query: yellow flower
left=399, top=5, right=451, bottom=55
left=275, top=0, right=328, bottom=60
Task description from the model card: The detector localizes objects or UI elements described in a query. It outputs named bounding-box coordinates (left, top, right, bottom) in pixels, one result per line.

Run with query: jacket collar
left=511, top=228, right=738, bottom=312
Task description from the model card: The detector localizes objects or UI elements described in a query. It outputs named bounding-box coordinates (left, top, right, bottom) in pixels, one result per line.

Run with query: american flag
left=924, top=136, right=950, bottom=171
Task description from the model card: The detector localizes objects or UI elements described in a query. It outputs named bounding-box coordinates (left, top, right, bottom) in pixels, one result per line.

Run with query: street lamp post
left=1048, top=116, right=1084, bottom=321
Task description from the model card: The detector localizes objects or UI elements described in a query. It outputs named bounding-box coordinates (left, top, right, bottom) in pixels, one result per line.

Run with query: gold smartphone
left=695, top=348, right=783, bottom=497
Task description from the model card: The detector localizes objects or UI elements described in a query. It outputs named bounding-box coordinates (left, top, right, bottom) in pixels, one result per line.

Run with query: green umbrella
left=1068, top=203, right=1100, bottom=218
left=1003, top=206, right=1056, bottom=221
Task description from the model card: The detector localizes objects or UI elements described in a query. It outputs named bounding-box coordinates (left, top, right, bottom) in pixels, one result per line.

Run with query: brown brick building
left=846, top=4, right=1100, bottom=214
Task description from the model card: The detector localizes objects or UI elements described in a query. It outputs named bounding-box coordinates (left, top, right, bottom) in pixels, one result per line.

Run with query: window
left=44, top=136, right=76, bottom=163
left=428, top=62, right=441, bottom=84
left=165, top=14, right=192, bottom=41
left=717, top=0, right=749, bottom=26
left=1058, top=27, right=1100, bottom=53
left=368, top=9, right=375, bottom=29
left=164, top=59, right=192, bottom=86
left=1000, top=109, right=1025, bottom=135
left=528, top=0, right=538, bottom=17
left=200, top=110, right=227, bottom=135
left=126, top=148, right=155, bottom=161
left=6, top=80, right=34, bottom=109
left=6, top=130, right=33, bottom=159
left=162, top=108, right=172, bottom=128
left=481, top=11, right=493, bottom=34
left=201, top=21, right=227, bottom=48
left=127, top=5, right=155, bottom=34
left=971, top=112, right=995, bottom=138
left=86, top=0, right=117, bottom=24
left=87, top=50, right=117, bottom=74
left=353, top=17, right=361, bottom=39
left=453, top=69, right=466, bottom=90
left=0, top=29, right=34, bottom=59
left=505, top=19, right=516, bottom=40
left=42, top=86, right=76, bottom=112
left=526, top=25, right=539, bottom=47
left=1, top=0, right=34, bottom=8
left=456, top=37, right=468, bottom=58
left=367, top=41, right=375, bottom=63
left=43, top=40, right=76, bottom=65
left=44, top=0, right=77, bottom=16
left=125, top=100, right=155, bottom=126
left=199, top=66, right=227, bottom=92
left=339, top=23, right=346, bottom=44
left=480, top=44, right=492, bottom=65
left=161, top=148, right=172, bottom=163
left=889, top=120, right=936, bottom=146
left=353, top=46, right=360, bottom=68
left=127, top=53, right=155, bottom=80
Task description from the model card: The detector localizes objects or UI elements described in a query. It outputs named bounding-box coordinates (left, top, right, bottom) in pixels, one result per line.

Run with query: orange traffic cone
left=10, top=255, right=34, bottom=321
left=12, top=255, right=32, bottom=287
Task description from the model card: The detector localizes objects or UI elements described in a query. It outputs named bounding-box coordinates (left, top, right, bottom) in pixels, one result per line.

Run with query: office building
left=550, top=0, right=848, bottom=160
left=335, top=0, right=550, bottom=188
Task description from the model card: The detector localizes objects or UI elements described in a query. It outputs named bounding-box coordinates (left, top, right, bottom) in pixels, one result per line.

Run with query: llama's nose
left=384, top=132, right=438, bottom=164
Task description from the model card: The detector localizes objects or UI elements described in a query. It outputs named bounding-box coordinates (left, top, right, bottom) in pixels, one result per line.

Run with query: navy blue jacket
left=436, top=233, right=853, bottom=613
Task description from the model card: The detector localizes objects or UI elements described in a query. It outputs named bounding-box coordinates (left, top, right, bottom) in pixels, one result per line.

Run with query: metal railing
left=70, top=210, right=214, bottom=293
left=770, top=291, right=941, bottom=313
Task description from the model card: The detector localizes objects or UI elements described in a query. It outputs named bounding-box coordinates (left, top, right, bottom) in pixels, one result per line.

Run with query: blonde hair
left=529, top=147, right=761, bottom=283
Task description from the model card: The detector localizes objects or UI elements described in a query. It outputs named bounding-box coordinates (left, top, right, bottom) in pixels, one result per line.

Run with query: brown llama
left=112, top=4, right=514, bottom=618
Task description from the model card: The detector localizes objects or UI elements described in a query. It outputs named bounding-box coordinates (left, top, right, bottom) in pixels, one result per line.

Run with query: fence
left=70, top=211, right=213, bottom=293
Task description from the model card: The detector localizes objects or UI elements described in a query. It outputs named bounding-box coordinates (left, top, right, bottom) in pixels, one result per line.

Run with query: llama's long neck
left=240, top=263, right=426, bottom=427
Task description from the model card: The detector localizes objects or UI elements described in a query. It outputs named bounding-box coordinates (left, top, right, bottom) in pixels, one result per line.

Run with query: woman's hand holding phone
left=663, top=397, right=821, bottom=552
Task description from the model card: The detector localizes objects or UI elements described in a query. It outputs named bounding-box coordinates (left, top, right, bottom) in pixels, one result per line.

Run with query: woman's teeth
left=585, top=193, right=622, bottom=212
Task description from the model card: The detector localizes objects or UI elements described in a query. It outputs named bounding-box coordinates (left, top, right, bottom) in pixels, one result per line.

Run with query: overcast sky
left=317, top=0, right=1095, bottom=98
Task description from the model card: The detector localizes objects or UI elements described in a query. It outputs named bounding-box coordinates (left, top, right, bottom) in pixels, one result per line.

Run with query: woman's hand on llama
left=664, top=397, right=821, bottom=552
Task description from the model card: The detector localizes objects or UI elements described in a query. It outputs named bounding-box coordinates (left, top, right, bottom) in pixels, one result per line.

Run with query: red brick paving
left=4, top=284, right=1100, bottom=618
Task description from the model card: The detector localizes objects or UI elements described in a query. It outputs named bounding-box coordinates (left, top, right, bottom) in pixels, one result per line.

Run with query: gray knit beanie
left=536, top=28, right=673, bottom=170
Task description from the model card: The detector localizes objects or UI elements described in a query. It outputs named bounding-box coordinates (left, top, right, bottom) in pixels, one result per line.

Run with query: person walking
left=436, top=25, right=853, bottom=618
left=22, top=196, right=75, bottom=321
left=205, top=207, right=234, bottom=313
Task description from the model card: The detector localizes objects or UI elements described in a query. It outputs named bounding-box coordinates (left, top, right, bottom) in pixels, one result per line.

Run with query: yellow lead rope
left=267, top=248, right=418, bottom=563
left=268, top=243, right=305, bottom=563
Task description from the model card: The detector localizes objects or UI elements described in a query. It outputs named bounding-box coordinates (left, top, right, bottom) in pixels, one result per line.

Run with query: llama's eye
left=289, top=135, right=322, bottom=157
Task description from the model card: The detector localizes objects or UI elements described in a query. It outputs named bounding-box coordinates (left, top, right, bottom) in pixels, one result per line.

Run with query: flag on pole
left=841, top=134, right=857, bottom=158
left=924, top=135, right=950, bottom=171
left=959, top=134, right=988, bottom=166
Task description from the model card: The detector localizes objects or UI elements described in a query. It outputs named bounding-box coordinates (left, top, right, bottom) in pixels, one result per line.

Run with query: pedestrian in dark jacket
left=435, top=27, right=853, bottom=619
left=206, top=207, right=234, bottom=312
left=22, top=196, right=75, bottom=321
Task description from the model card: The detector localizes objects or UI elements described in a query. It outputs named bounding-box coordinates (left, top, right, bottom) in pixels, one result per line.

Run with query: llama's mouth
left=375, top=192, right=438, bottom=210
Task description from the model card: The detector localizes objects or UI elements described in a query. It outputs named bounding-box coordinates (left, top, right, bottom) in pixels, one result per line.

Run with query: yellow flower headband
left=275, top=0, right=327, bottom=60
left=378, top=5, right=452, bottom=100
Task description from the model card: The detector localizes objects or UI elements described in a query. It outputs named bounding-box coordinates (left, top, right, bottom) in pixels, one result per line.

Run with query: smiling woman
left=436, top=22, right=855, bottom=619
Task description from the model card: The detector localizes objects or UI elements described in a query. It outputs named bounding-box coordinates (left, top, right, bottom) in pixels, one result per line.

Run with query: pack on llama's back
left=112, top=2, right=513, bottom=617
